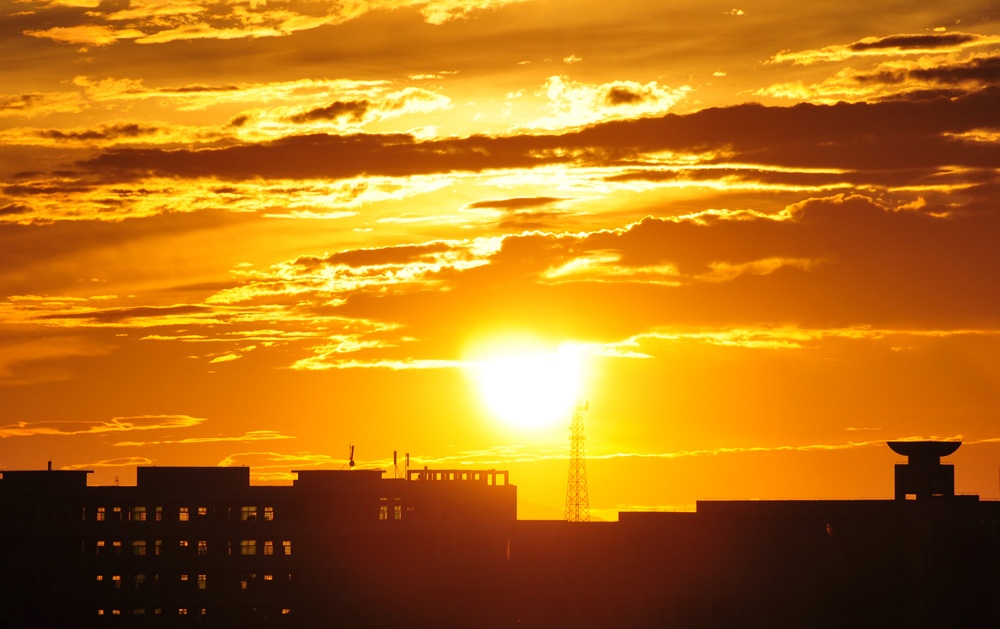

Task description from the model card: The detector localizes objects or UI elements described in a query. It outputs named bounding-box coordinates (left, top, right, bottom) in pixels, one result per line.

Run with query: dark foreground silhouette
left=2, top=443, right=998, bottom=628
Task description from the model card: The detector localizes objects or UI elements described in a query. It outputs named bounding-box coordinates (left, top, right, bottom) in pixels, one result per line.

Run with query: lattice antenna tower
left=564, top=400, right=591, bottom=522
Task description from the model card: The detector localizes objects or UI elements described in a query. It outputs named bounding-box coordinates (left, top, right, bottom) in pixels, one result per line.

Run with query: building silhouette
left=1, top=442, right=998, bottom=627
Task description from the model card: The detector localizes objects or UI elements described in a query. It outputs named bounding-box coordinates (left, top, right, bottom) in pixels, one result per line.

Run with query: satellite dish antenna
left=348, top=444, right=356, bottom=469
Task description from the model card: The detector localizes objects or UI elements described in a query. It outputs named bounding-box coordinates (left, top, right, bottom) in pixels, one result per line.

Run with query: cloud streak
left=114, top=430, right=293, bottom=447
left=0, top=415, right=206, bottom=438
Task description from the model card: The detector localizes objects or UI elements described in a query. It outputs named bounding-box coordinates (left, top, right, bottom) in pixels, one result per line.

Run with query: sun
left=472, top=344, right=584, bottom=428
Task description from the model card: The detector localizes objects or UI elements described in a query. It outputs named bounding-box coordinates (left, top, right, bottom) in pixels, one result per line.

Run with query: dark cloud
left=38, top=123, right=159, bottom=141
left=604, top=86, right=646, bottom=106
left=38, top=304, right=212, bottom=324
left=77, top=132, right=575, bottom=181
left=73, top=87, right=1000, bottom=185
left=305, top=242, right=457, bottom=269
left=854, top=54, right=1000, bottom=92
left=287, top=100, right=370, bottom=124
left=468, top=197, right=568, bottom=230
left=3, top=182, right=94, bottom=196
left=160, top=84, right=242, bottom=94
left=467, top=197, right=563, bottom=210
left=847, top=32, right=979, bottom=52
left=605, top=165, right=963, bottom=189
left=910, top=54, right=1000, bottom=84
left=874, top=88, right=971, bottom=102
left=0, top=93, right=42, bottom=112
left=228, top=114, right=250, bottom=128
left=0, top=203, right=30, bottom=216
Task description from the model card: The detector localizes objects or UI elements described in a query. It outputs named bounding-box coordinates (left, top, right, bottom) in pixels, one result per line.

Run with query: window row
left=89, top=538, right=291, bottom=556
left=240, top=539, right=292, bottom=556
left=94, top=572, right=291, bottom=590
left=97, top=573, right=205, bottom=589
left=97, top=607, right=290, bottom=616
left=89, top=505, right=275, bottom=522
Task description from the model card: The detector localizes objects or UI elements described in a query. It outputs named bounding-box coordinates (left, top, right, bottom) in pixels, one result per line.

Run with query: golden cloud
left=0, top=414, right=206, bottom=438
left=770, top=32, right=1000, bottom=65
left=113, top=429, right=293, bottom=447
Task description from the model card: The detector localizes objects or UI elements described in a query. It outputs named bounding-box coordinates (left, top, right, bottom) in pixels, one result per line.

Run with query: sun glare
left=473, top=344, right=584, bottom=428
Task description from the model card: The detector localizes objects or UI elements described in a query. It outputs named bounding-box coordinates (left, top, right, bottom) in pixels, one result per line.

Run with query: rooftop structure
left=888, top=440, right=961, bottom=500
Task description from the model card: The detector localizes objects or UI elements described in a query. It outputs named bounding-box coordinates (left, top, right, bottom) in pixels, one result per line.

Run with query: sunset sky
left=2, top=0, right=1000, bottom=520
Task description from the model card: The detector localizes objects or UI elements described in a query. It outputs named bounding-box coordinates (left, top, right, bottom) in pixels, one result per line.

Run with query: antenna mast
left=564, top=400, right=591, bottom=522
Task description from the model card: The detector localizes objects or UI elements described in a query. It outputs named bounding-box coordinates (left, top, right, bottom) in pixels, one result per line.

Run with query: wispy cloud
left=290, top=357, right=466, bottom=371
left=0, top=415, right=205, bottom=438
left=406, top=436, right=970, bottom=467
left=61, top=456, right=154, bottom=469
left=114, top=430, right=293, bottom=447
left=22, top=0, right=534, bottom=47
left=217, top=451, right=344, bottom=482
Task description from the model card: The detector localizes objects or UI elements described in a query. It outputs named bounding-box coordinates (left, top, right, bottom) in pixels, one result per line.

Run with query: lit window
left=264, top=574, right=273, bottom=581
left=96, top=507, right=106, bottom=521
left=240, top=540, right=256, bottom=556
left=112, top=575, right=122, bottom=590
left=379, top=502, right=388, bottom=520
left=154, top=609, right=161, bottom=615
left=113, top=541, right=122, bottom=555
left=241, top=506, right=257, bottom=521
left=178, top=608, right=187, bottom=615
left=281, top=608, right=291, bottom=615
left=132, top=506, right=146, bottom=522
left=179, top=540, right=189, bottom=550
left=198, top=507, right=207, bottom=516
left=178, top=507, right=189, bottom=521
left=282, top=540, right=291, bottom=556
left=394, top=505, right=402, bottom=521
left=197, top=540, right=207, bottom=556
left=135, top=574, right=145, bottom=589
left=200, top=608, right=206, bottom=615
left=154, top=540, right=162, bottom=556
left=96, top=575, right=104, bottom=581
left=264, top=506, right=274, bottom=521
left=155, top=507, right=162, bottom=522
left=180, top=574, right=188, bottom=582
left=96, top=540, right=105, bottom=555
left=112, top=609, right=121, bottom=616
left=97, top=610, right=104, bottom=615
left=264, top=541, right=273, bottom=555
left=132, top=540, right=146, bottom=556
left=197, top=574, right=206, bottom=590
left=240, top=579, right=248, bottom=590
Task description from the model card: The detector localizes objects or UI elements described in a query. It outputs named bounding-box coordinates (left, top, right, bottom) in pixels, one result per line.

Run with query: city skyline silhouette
left=3, top=440, right=998, bottom=627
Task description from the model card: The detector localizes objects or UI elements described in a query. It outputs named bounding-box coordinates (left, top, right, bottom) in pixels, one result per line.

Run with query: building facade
left=0, top=466, right=515, bottom=627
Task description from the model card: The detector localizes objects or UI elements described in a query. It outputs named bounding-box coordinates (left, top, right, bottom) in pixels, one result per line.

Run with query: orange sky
left=2, top=0, right=1000, bottom=520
